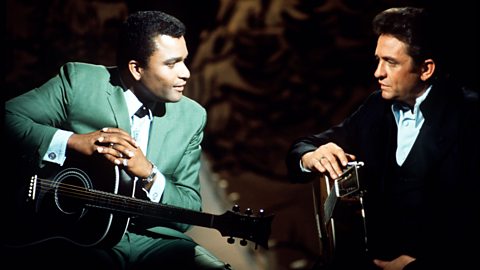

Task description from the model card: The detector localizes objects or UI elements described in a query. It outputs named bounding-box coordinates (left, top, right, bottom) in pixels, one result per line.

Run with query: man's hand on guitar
left=301, top=142, right=356, bottom=179
left=67, top=127, right=153, bottom=181
left=373, top=255, right=416, bottom=270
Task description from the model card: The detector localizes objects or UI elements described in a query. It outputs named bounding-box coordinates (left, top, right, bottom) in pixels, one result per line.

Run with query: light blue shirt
left=124, top=90, right=165, bottom=202
left=391, top=86, right=432, bottom=166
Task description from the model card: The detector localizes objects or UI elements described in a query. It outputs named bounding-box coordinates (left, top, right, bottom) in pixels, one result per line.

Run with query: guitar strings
left=33, top=178, right=195, bottom=219
left=30, top=177, right=269, bottom=248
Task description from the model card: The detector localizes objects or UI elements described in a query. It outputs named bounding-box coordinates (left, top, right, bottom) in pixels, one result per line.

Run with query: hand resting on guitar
left=301, top=142, right=356, bottom=180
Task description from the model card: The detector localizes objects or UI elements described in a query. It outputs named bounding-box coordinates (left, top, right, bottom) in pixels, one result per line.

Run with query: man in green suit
left=3, top=10, right=232, bottom=270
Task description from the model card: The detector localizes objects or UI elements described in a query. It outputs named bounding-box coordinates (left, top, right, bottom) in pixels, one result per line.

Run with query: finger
left=312, top=159, right=327, bottom=174
left=101, top=127, right=130, bottom=136
left=100, top=128, right=138, bottom=147
left=110, top=143, right=136, bottom=158
left=373, top=259, right=387, bottom=268
left=338, top=153, right=356, bottom=166
left=318, top=156, right=337, bottom=178
left=98, top=153, right=124, bottom=167
left=112, top=136, right=138, bottom=148
left=97, top=143, right=124, bottom=157
left=319, top=156, right=341, bottom=179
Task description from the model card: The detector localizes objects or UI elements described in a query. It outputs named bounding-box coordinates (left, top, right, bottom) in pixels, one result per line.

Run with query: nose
left=374, top=61, right=385, bottom=79
left=178, top=62, right=190, bottom=80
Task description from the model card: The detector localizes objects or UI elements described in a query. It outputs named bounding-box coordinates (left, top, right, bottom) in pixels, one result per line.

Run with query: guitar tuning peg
left=227, top=237, right=235, bottom=244
left=245, top=208, right=252, bottom=215
left=240, top=239, right=248, bottom=246
left=232, top=204, right=240, bottom=212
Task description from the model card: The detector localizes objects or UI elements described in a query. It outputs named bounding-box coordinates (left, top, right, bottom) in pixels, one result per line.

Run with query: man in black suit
left=286, top=6, right=479, bottom=270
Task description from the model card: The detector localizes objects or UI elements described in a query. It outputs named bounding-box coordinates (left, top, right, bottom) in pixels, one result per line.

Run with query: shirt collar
left=123, top=89, right=152, bottom=119
left=391, top=85, right=432, bottom=126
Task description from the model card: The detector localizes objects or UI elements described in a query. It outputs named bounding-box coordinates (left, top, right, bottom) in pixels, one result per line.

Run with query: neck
left=119, top=69, right=134, bottom=91
left=119, top=69, right=155, bottom=109
left=405, top=83, right=430, bottom=107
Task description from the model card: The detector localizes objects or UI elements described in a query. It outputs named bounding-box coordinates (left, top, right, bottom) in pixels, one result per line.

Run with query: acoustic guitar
left=311, top=161, right=368, bottom=268
left=4, top=156, right=274, bottom=250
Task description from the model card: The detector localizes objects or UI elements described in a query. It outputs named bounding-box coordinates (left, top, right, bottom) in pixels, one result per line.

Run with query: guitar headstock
left=215, top=205, right=274, bottom=249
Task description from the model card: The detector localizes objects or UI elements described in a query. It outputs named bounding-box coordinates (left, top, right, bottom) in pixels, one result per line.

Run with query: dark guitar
left=4, top=156, right=273, bottom=250
left=312, top=161, right=368, bottom=268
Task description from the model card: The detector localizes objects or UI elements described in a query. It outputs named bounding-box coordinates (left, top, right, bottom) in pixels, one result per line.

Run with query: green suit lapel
left=105, top=73, right=131, bottom=133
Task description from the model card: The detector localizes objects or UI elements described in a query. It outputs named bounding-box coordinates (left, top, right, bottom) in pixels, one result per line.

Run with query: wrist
left=142, top=162, right=159, bottom=184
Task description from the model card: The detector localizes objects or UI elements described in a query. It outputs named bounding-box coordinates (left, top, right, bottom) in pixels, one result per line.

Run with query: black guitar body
left=322, top=196, right=369, bottom=270
left=4, top=156, right=134, bottom=249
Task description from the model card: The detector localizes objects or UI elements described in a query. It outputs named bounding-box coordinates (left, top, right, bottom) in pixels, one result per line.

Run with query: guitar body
left=5, top=156, right=134, bottom=248
left=2, top=155, right=273, bottom=253
left=312, top=162, right=368, bottom=269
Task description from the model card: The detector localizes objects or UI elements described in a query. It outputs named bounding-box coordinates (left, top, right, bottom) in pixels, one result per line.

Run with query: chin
left=170, top=95, right=183, bottom=103
left=381, top=91, right=394, bottom=100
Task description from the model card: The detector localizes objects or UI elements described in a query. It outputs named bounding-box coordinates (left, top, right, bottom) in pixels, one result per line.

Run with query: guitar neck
left=323, top=184, right=338, bottom=224
left=86, top=188, right=217, bottom=229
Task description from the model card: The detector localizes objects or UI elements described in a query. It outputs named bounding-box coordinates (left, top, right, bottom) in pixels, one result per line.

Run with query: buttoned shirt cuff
left=43, top=130, right=74, bottom=165
left=143, top=171, right=165, bottom=203
left=300, top=160, right=311, bottom=172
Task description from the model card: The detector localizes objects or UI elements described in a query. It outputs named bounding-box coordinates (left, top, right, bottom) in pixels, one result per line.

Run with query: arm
left=5, top=68, right=72, bottom=167
left=150, top=103, right=207, bottom=232
left=286, top=91, right=386, bottom=182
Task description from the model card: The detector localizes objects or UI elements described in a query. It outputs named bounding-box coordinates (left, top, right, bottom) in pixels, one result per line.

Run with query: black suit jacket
left=286, top=80, right=480, bottom=269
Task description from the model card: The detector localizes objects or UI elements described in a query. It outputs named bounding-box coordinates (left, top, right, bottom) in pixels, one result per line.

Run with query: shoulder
left=168, top=96, right=206, bottom=116
left=59, top=62, right=110, bottom=80
left=460, top=87, right=480, bottom=117
left=164, top=96, right=207, bottom=126
left=363, top=90, right=386, bottom=105
left=56, top=62, right=117, bottom=93
left=462, top=87, right=479, bottom=103
left=435, top=79, right=480, bottom=110
left=353, top=90, right=390, bottom=116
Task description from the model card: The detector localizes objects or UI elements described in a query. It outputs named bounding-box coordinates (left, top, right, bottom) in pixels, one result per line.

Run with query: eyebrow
left=164, top=57, right=183, bottom=64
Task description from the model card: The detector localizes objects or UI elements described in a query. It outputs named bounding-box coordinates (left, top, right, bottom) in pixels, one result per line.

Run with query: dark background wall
left=5, top=0, right=478, bottom=269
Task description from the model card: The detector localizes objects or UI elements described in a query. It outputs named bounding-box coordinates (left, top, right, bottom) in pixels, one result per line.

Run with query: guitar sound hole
left=53, top=168, right=92, bottom=217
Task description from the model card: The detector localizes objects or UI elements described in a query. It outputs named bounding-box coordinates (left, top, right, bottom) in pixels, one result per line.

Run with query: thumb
left=373, top=259, right=387, bottom=268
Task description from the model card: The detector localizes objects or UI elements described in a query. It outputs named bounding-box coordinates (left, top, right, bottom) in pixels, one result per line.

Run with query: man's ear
left=420, top=59, right=435, bottom=81
left=128, top=60, right=143, bottom=81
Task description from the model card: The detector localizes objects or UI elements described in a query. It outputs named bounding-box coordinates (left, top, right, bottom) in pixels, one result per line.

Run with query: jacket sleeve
left=285, top=91, right=384, bottom=183
left=5, top=64, right=74, bottom=168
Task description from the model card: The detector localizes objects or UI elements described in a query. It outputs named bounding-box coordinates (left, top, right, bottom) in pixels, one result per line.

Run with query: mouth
left=379, top=83, right=388, bottom=90
left=173, top=85, right=185, bottom=91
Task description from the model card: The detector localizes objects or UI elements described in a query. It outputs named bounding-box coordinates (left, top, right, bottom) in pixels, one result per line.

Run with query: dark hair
left=372, top=7, right=438, bottom=67
left=116, top=10, right=186, bottom=68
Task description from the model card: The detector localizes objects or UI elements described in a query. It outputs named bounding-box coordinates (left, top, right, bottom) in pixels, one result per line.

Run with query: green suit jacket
left=5, top=62, right=206, bottom=240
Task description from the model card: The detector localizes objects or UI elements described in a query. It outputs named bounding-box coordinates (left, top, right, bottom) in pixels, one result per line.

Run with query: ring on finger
left=109, top=142, right=115, bottom=148
left=123, top=158, right=128, bottom=167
